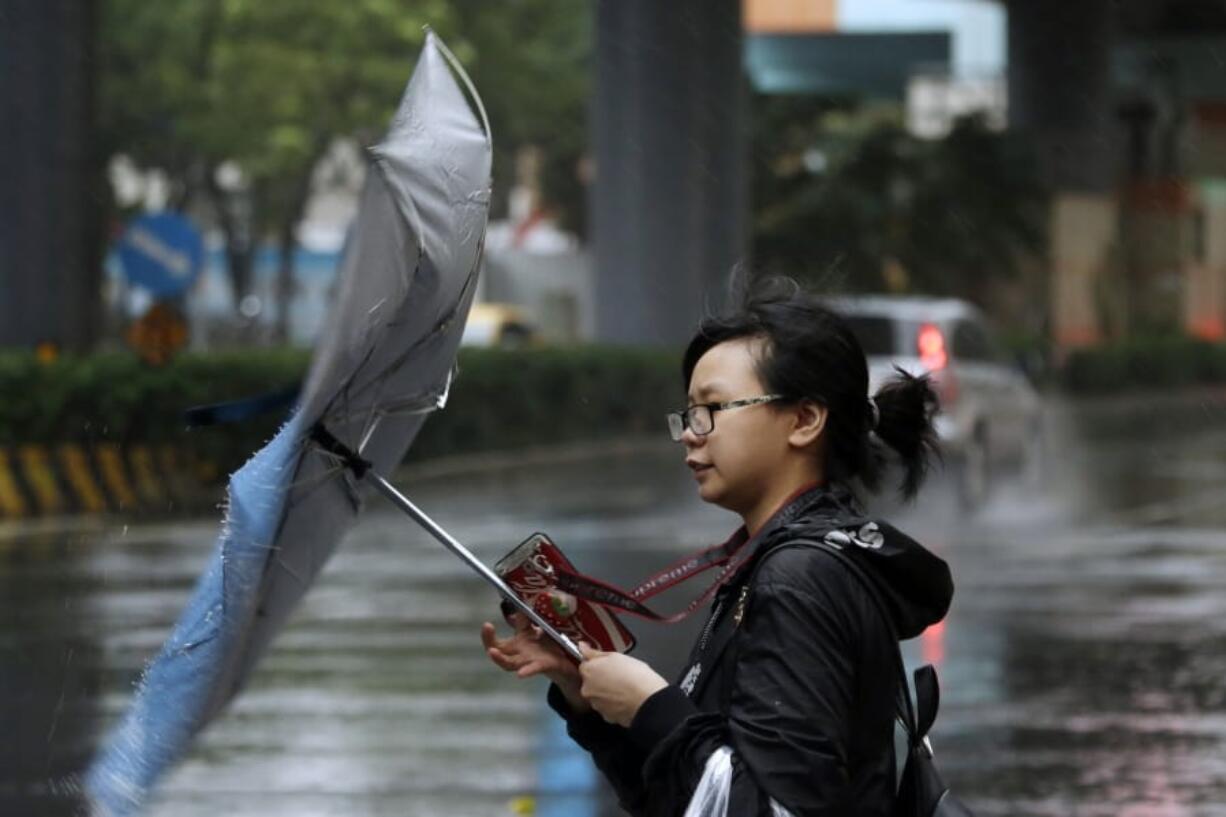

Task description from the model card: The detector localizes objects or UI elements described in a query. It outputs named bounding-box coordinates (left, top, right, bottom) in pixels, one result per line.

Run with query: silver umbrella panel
left=86, top=30, right=501, bottom=816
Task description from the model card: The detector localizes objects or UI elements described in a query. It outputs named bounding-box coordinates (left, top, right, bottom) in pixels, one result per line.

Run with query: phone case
left=494, top=532, right=636, bottom=654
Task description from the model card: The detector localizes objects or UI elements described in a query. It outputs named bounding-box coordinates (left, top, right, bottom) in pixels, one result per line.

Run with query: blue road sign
left=116, top=213, right=205, bottom=299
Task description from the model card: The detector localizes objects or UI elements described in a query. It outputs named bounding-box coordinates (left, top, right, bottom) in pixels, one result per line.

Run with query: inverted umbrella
left=85, top=31, right=579, bottom=816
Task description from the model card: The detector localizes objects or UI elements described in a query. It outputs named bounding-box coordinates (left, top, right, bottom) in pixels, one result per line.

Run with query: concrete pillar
left=1050, top=195, right=1118, bottom=347
left=0, top=1, right=103, bottom=351
left=1007, top=0, right=1118, bottom=350
left=1122, top=180, right=1194, bottom=336
left=591, top=0, right=747, bottom=345
left=1184, top=109, right=1226, bottom=341
left=1187, top=181, right=1226, bottom=340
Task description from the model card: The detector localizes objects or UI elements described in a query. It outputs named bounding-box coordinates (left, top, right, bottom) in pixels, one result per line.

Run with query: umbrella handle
left=366, top=472, right=585, bottom=663
left=307, top=424, right=583, bottom=662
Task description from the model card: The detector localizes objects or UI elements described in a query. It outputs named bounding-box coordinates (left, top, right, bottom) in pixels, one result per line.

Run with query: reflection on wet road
left=929, top=390, right=1226, bottom=817
left=3, top=390, right=1226, bottom=816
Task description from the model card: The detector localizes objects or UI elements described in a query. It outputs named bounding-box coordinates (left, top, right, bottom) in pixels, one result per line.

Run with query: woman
left=481, top=279, right=954, bottom=816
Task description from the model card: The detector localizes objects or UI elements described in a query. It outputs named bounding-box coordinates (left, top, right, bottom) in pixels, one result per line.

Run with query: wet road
left=3, top=389, right=1226, bottom=816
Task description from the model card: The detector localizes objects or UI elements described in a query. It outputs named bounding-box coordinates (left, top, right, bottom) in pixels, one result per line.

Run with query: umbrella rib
left=430, top=27, right=492, bottom=144
left=358, top=412, right=384, bottom=455
left=330, top=257, right=479, bottom=411
left=378, top=388, right=450, bottom=416
left=325, top=387, right=448, bottom=427
left=358, top=359, right=392, bottom=451
left=319, top=344, right=378, bottom=439
left=316, top=250, right=427, bottom=413
left=282, top=452, right=362, bottom=515
left=274, top=554, right=308, bottom=588
left=284, top=457, right=348, bottom=497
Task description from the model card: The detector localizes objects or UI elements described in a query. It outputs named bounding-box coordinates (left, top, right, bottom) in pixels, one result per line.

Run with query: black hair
left=681, top=276, right=941, bottom=500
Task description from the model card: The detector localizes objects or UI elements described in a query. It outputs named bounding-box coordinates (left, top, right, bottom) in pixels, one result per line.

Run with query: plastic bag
left=683, top=746, right=733, bottom=817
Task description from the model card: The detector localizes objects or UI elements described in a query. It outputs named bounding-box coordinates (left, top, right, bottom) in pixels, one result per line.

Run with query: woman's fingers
left=480, top=622, right=501, bottom=650
left=507, top=613, right=547, bottom=643
left=577, top=641, right=604, bottom=664
left=487, top=648, right=517, bottom=672
left=484, top=621, right=534, bottom=652
left=519, top=655, right=578, bottom=680
left=517, top=659, right=544, bottom=678
left=483, top=623, right=530, bottom=670
left=483, top=620, right=581, bottom=681
left=488, top=645, right=531, bottom=672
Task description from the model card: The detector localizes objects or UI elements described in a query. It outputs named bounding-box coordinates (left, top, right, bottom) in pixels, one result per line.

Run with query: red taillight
left=917, top=323, right=957, bottom=406
left=917, top=323, right=948, bottom=371
left=922, top=619, right=946, bottom=667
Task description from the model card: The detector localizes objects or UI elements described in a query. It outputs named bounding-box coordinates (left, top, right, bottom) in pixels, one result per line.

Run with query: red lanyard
left=551, top=482, right=827, bottom=623
left=546, top=525, right=755, bottom=620
left=547, top=527, right=755, bottom=624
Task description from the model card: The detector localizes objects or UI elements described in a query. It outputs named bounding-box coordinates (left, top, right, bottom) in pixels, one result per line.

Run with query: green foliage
left=751, top=100, right=1049, bottom=306
left=100, top=0, right=453, bottom=220
left=0, top=346, right=680, bottom=480
left=412, top=346, right=679, bottom=460
left=439, top=1, right=592, bottom=234
left=99, top=0, right=461, bottom=320
left=0, top=349, right=309, bottom=471
left=1060, top=336, right=1226, bottom=393
left=99, top=0, right=592, bottom=248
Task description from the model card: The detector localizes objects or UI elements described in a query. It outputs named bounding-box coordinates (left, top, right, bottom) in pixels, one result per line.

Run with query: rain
left=4, top=1, right=1226, bottom=816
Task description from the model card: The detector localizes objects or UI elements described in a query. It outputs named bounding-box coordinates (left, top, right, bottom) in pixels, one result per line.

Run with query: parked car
left=824, top=295, right=1042, bottom=508
left=461, top=303, right=540, bottom=348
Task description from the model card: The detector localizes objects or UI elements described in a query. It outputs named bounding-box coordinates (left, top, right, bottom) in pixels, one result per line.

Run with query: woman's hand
left=578, top=643, right=669, bottom=728
left=481, top=613, right=590, bottom=713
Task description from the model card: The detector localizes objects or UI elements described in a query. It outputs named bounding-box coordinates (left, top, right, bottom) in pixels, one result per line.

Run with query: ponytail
left=870, top=367, right=941, bottom=500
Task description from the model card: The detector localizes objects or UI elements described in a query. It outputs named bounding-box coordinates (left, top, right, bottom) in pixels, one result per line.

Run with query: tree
left=440, top=0, right=592, bottom=235
left=751, top=98, right=1049, bottom=311
left=99, top=0, right=456, bottom=334
left=100, top=1, right=593, bottom=343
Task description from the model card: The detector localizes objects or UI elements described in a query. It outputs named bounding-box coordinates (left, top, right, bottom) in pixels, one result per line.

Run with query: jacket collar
left=742, top=481, right=866, bottom=563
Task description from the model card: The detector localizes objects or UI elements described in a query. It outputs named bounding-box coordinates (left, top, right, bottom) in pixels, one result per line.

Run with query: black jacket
left=547, top=483, right=954, bottom=816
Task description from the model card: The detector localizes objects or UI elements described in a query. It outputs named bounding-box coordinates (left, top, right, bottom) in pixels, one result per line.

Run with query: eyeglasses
left=666, top=394, right=787, bottom=442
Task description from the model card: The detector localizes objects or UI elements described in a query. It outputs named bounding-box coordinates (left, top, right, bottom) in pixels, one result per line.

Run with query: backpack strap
left=792, top=540, right=923, bottom=747
left=731, top=536, right=925, bottom=744
left=712, top=518, right=865, bottom=710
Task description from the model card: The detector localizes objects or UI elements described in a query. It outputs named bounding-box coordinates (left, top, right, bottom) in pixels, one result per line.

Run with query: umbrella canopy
left=85, top=31, right=492, bottom=816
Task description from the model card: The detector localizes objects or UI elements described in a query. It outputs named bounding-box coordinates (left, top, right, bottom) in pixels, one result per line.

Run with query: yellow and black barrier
left=0, top=443, right=217, bottom=519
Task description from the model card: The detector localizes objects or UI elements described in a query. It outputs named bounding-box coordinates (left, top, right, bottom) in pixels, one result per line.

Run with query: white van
left=826, top=295, right=1043, bottom=508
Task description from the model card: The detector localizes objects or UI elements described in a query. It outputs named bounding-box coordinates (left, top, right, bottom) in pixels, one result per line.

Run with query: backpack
left=797, top=540, right=975, bottom=817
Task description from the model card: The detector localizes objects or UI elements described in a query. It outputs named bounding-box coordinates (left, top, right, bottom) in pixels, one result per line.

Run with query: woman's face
left=682, top=337, right=797, bottom=516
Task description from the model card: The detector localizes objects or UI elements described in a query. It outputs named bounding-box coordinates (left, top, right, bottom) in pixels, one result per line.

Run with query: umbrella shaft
left=368, top=473, right=585, bottom=663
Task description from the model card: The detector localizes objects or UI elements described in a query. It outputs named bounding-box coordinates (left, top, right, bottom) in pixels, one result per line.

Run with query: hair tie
left=867, top=397, right=880, bottom=431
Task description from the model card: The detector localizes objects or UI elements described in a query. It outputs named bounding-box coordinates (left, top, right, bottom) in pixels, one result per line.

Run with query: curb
left=0, top=443, right=214, bottom=519
left=0, top=435, right=676, bottom=521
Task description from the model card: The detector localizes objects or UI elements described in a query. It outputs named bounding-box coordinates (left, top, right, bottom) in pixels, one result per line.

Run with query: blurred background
left=3, top=0, right=1226, bottom=815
